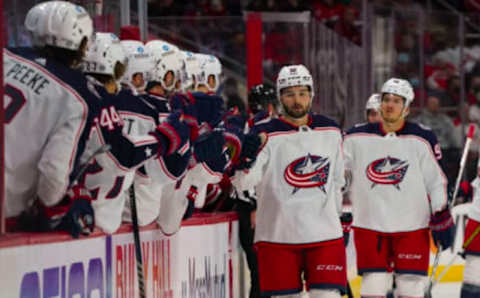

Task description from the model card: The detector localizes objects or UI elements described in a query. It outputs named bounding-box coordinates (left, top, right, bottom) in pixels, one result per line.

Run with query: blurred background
left=4, top=0, right=480, bottom=191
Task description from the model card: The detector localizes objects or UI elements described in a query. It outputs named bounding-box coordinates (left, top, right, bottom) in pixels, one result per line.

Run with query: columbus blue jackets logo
left=366, top=156, right=409, bottom=190
left=284, top=154, right=330, bottom=194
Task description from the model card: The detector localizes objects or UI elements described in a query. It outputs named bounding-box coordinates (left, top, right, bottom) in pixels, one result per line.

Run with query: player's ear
left=403, top=106, right=410, bottom=117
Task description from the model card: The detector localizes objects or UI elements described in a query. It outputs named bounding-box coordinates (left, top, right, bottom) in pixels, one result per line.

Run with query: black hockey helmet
left=248, top=83, right=277, bottom=114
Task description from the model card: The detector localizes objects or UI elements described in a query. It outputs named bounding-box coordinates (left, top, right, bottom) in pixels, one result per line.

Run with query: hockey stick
left=68, top=144, right=111, bottom=189
left=129, top=184, right=146, bottom=298
left=431, top=223, right=480, bottom=288
left=449, top=124, right=476, bottom=209
left=425, top=124, right=475, bottom=297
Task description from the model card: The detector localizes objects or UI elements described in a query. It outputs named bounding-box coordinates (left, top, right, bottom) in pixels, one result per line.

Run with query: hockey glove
left=152, top=111, right=190, bottom=156
left=430, top=208, right=455, bottom=250
left=340, top=212, right=353, bottom=247
left=193, top=130, right=226, bottom=164
left=237, top=133, right=262, bottom=170
left=57, top=185, right=95, bottom=238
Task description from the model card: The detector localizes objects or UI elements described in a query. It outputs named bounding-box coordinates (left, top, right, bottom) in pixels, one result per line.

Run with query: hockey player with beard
left=343, top=78, right=454, bottom=298
left=233, top=65, right=347, bottom=298
left=460, top=157, right=480, bottom=298
left=78, top=32, right=191, bottom=234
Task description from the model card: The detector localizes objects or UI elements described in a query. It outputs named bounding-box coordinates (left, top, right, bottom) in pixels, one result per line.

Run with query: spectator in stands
left=414, top=94, right=461, bottom=182
left=246, top=0, right=280, bottom=11
left=278, top=0, right=309, bottom=12
left=414, top=94, right=460, bottom=150
left=334, top=5, right=361, bottom=44
left=311, top=0, right=345, bottom=26
left=426, top=52, right=456, bottom=92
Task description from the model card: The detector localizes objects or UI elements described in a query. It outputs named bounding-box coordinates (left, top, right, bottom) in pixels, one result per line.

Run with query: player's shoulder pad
left=345, top=122, right=380, bottom=136
left=402, top=121, right=438, bottom=149
left=310, top=114, right=340, bottom=130
left=141, top=93, right=170, bottom=114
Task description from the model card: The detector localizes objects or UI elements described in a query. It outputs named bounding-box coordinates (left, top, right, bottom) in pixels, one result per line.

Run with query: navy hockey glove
left=152, top=111, right=190, bottom=156
left=193, top=130, right=226, bottom=163
left=340, top=212, right=353, bottom=247
left=57, top=185, right=95, bottom=238
left=237, top=133, right=262, bottom=170
left=430, top=208, right=455, bottom=250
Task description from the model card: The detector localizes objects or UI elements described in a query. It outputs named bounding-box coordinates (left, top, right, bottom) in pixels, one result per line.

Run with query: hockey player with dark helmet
left=248, top=83, right=278, bottom=115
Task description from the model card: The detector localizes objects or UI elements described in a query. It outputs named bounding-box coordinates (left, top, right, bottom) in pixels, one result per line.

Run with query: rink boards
left=0, top=212, right=243, bottom=298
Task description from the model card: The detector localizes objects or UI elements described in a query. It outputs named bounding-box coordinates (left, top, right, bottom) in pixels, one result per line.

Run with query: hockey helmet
left=37, top=1, right=93, bottom=51
left=248, top=83, right=277, bottom=114
left=276, top=64, right=314, bottom=100
left=365, top=93, right=381, bottom=111
left=120, top=40, right=155, bottom=88
left=82, top=32, right=127, bottom=78
left=178, top=51, right=201, bottom=91
left=195, top=53, right=222, bottom=93
left=381, top=78, right=414, bottom=107
left=145, top=40, right=182, bottom=91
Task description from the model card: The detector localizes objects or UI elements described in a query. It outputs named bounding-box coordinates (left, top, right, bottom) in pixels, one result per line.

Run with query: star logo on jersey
left=145, top=147, right=152, bottom=157
left=284, top=154, right=330, bottom=194
left=366, top=156, right=409, bottom=190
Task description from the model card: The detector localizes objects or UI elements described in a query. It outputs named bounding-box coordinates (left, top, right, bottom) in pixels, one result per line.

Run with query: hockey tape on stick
left=450, top=124, right=475, bottom=209
left=129, top=184, right=146, bottom=298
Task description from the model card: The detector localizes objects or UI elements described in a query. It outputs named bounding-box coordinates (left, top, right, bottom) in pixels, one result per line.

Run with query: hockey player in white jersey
left=80, top=32, right=191, bottom=233
left=233, top=65, right=347, bottom=298
left=5, top=1, right=96, bottom=237
left=343, top=78, right=454, bottom=298
left=461, top=157, right=480, bottom=297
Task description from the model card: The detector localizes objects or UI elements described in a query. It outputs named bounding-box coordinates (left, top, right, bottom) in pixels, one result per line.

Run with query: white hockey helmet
left=120, top=40, right=155, bottom=88
left=195, top=53, right=222, bottom=93
left=381, top=78, right=414, bottom=107
left=24, top=1, right=60, bottom=47
left=365, top=93, right=381, bottom=110
left=38, top=1, right=93, bottom=51
left=276, top=64, right=314, bottom=100
left=145, top=40, right=182, bottom=91
left=82, top=32, right=127, bottom=77
left=179, top=51, right=201, bottom=91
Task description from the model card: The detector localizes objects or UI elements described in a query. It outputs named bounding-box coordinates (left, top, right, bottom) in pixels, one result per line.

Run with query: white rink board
left=0, top=216, right=241, bottom=298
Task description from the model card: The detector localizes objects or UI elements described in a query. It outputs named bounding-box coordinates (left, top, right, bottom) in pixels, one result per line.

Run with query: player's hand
left=58, top=185, right=95, bottom=238
left=236, top=133, right=263, bottom=170
left=340, top=212, right=353, bottom=247
left=430, top=208, right=455, bottom=250
left=193, top=130, right=226, bottom=163
left=153, top=111, right=191, bottom=156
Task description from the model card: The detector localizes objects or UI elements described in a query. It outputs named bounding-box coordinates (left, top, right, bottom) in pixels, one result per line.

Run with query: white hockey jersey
left=469, top=156, right=480, bottom=222
left=343, top=121, right=448, bottom=233
left=4, top=48, right=90, bottom=216
left=233, top=114, right=345, bottom=244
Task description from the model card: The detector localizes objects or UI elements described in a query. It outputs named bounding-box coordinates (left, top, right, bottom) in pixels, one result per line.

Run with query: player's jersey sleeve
left=231, top=135, right=270, bottom=195
left=417, top=128, right=448, bottom=213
